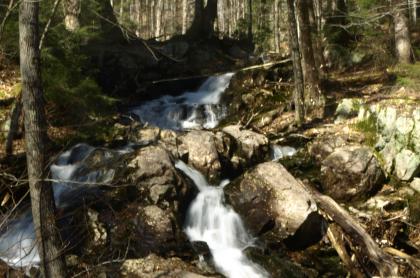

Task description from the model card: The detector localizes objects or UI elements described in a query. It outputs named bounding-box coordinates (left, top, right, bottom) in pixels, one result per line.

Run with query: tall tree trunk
left=5, top=94, right=22, bottom=156
left=297, top=0, right=324, bottom=118
left=274, top=0, right=280, bottom=52
left=393, top=1, right=413, bottom=63
left=19, top=1, right=67, bottom=277
left=63, top=0, right=80, bottom=31
left=308, top=0, right=325, bottom=73
left=182, top=0, right=188, bottom=34
left=155, top=0, right=163, bottom=39
left=248, top=0, right=253, bottom=45
left=409, top=0, right=417, bottom=25
left=286, top=0, right=305, bottom=126
left=187, top=0, right=217, bottom=38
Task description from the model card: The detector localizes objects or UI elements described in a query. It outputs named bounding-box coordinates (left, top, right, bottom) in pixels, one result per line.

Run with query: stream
left=0, top=72, right=295, bottom=277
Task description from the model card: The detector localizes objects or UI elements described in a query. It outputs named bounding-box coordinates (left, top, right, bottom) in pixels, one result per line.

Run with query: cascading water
left=175, top=160, right=269, bottom=278
left=0, top=143, right=132, bottom=269
left=131, top=72, right=234, bottom=130
left=270, top=145, right=297, bottom=161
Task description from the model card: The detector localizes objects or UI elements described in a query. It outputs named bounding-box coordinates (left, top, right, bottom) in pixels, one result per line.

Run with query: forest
left=0, top=0, right=419, bottom=277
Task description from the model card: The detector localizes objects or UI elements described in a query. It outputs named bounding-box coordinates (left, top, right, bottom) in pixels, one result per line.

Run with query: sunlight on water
left=131, top=73, right=234, bottom=130
left=175, top=160, right=269, bottom=278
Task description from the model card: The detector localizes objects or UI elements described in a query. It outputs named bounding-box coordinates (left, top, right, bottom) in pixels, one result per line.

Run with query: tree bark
left=63, top=0, right=80, bottom=31
left=187, top=0, right=217, bottom=38
left=393, top=1, right=413, bottom=63
left=19, top=1, right=67, bottom=277
left=247, top=0, right=253, bottom=44
left=286, top=0, right=305, bottom=126
left=297, top=0, right=324, bottom=118
left=5, top=93, right=22, bottom=156
left=182, top=0, right=188, bottom=34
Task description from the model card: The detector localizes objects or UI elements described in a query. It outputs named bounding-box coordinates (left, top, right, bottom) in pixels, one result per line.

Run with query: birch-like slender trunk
left=286, top=0, right=305, bottom=126
left=19, top=1, right=67, bottom=276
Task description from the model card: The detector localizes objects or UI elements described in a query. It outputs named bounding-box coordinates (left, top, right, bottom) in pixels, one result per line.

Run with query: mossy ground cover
left=390, top=62, right=420, bottom=91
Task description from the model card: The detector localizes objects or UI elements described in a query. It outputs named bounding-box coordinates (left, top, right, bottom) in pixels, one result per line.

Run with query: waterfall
left=175, top=160, right=269, bottom=278
left=131, top=72, right=234, bottom=130
left=0, top=144, right=132, bottom=269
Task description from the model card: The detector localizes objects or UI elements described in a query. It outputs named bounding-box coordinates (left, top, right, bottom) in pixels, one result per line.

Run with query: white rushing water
left=271, top=145, right=297, bottom=161
left=175, top=160, right=269, bottom=278
left=0, top=144, right=131, bottom=269
left=131, top=72, right=234, bottom=130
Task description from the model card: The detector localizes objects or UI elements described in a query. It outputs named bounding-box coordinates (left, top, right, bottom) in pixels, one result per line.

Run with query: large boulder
left=178, top=131, right=221, bottom=183
left=225, top=162, right=322, bottom=247
left=120, top=254, right=216, bottom=278
left=394, top=149, right=420, bottom=181
left=320, top=145, right=384, bottom=201
left=126, top=145, right=192, bottom=204
left=222, top=125, right=269, bottom=170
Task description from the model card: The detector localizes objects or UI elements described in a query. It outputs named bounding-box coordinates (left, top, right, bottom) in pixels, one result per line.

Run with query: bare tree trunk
left=63, top=0, right=80, bottom=31
left=274, top=0, right=280, bottom=52
left=182, top=0, right=188, bottom=34
left=308, top=0, right=325, bottom=73
left=409, top=0, right=417, bottom=25
left=155, top=0, right=163, bottom=38
left=5, top=93, right=22, bottom=156
left=187, top=0, right=217, bottom=38
left=247, top=0, right=253, bottom=45
left=297, top=0, right=324, bottom=118
left=286, top=0, right=305, bottom=126
left=393, top=1, right=413, bottom=63
left=19, top=1, right=67, bottom=277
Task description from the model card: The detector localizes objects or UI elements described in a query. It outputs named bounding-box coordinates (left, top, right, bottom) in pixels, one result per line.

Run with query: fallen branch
left=306, top=187, right=399, bottom=277
left=327, top=224, right=365, bottom=278
left=384, top=247, right=420, bottom=270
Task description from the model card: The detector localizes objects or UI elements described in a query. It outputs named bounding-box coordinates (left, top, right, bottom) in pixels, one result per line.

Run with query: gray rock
left=377, top=106, right=397, bottom=140
left=410, top=178, right=420, bottom=193
left=321, top=146, right=384, bottom=201
left=395, top=116, right=414, bottom=147
left=335, top=98, right=363, bottom=123
left=394, top=149, right=420, bottom=181
left=309, top=135, right=348, bottom=162
left=222, top=125, right=269, bottom=168
left=178, top=131, right=221, bottom=182
left=225, top=162, right=318, bottom=240
left=380, top=140, right=402, bottom=174
left=127, top=146, right=177, bottom=189
left=84, top=209, right=107, bottom=254
left=120, top=254, right=215, bottom=278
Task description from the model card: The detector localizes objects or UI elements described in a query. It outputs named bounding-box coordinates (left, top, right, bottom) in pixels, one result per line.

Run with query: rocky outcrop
left=358, top=101, right=420, bottom=181
left=222, top=125, right=269, bottom=170
left=225, top=162, right=323, bottom=248
left=178, top=131, right=221, bottom=183
left=320, top=145, right=384, bottom=201
left=120, top=254, right=217, bottom=278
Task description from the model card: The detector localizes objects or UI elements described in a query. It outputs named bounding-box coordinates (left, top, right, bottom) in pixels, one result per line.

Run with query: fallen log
left=327, top=224, right=365, bottom=278
left=306, top=186, right=399, bottom=277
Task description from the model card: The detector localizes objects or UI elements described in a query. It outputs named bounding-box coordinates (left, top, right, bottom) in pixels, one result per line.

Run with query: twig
left=39, top=0, right=61, bottom=50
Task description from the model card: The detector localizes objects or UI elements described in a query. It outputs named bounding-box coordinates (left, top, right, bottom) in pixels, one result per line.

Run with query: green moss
left=391, top=62, right=420, bottom=90
left=353, top=114, right=378, bottom=147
